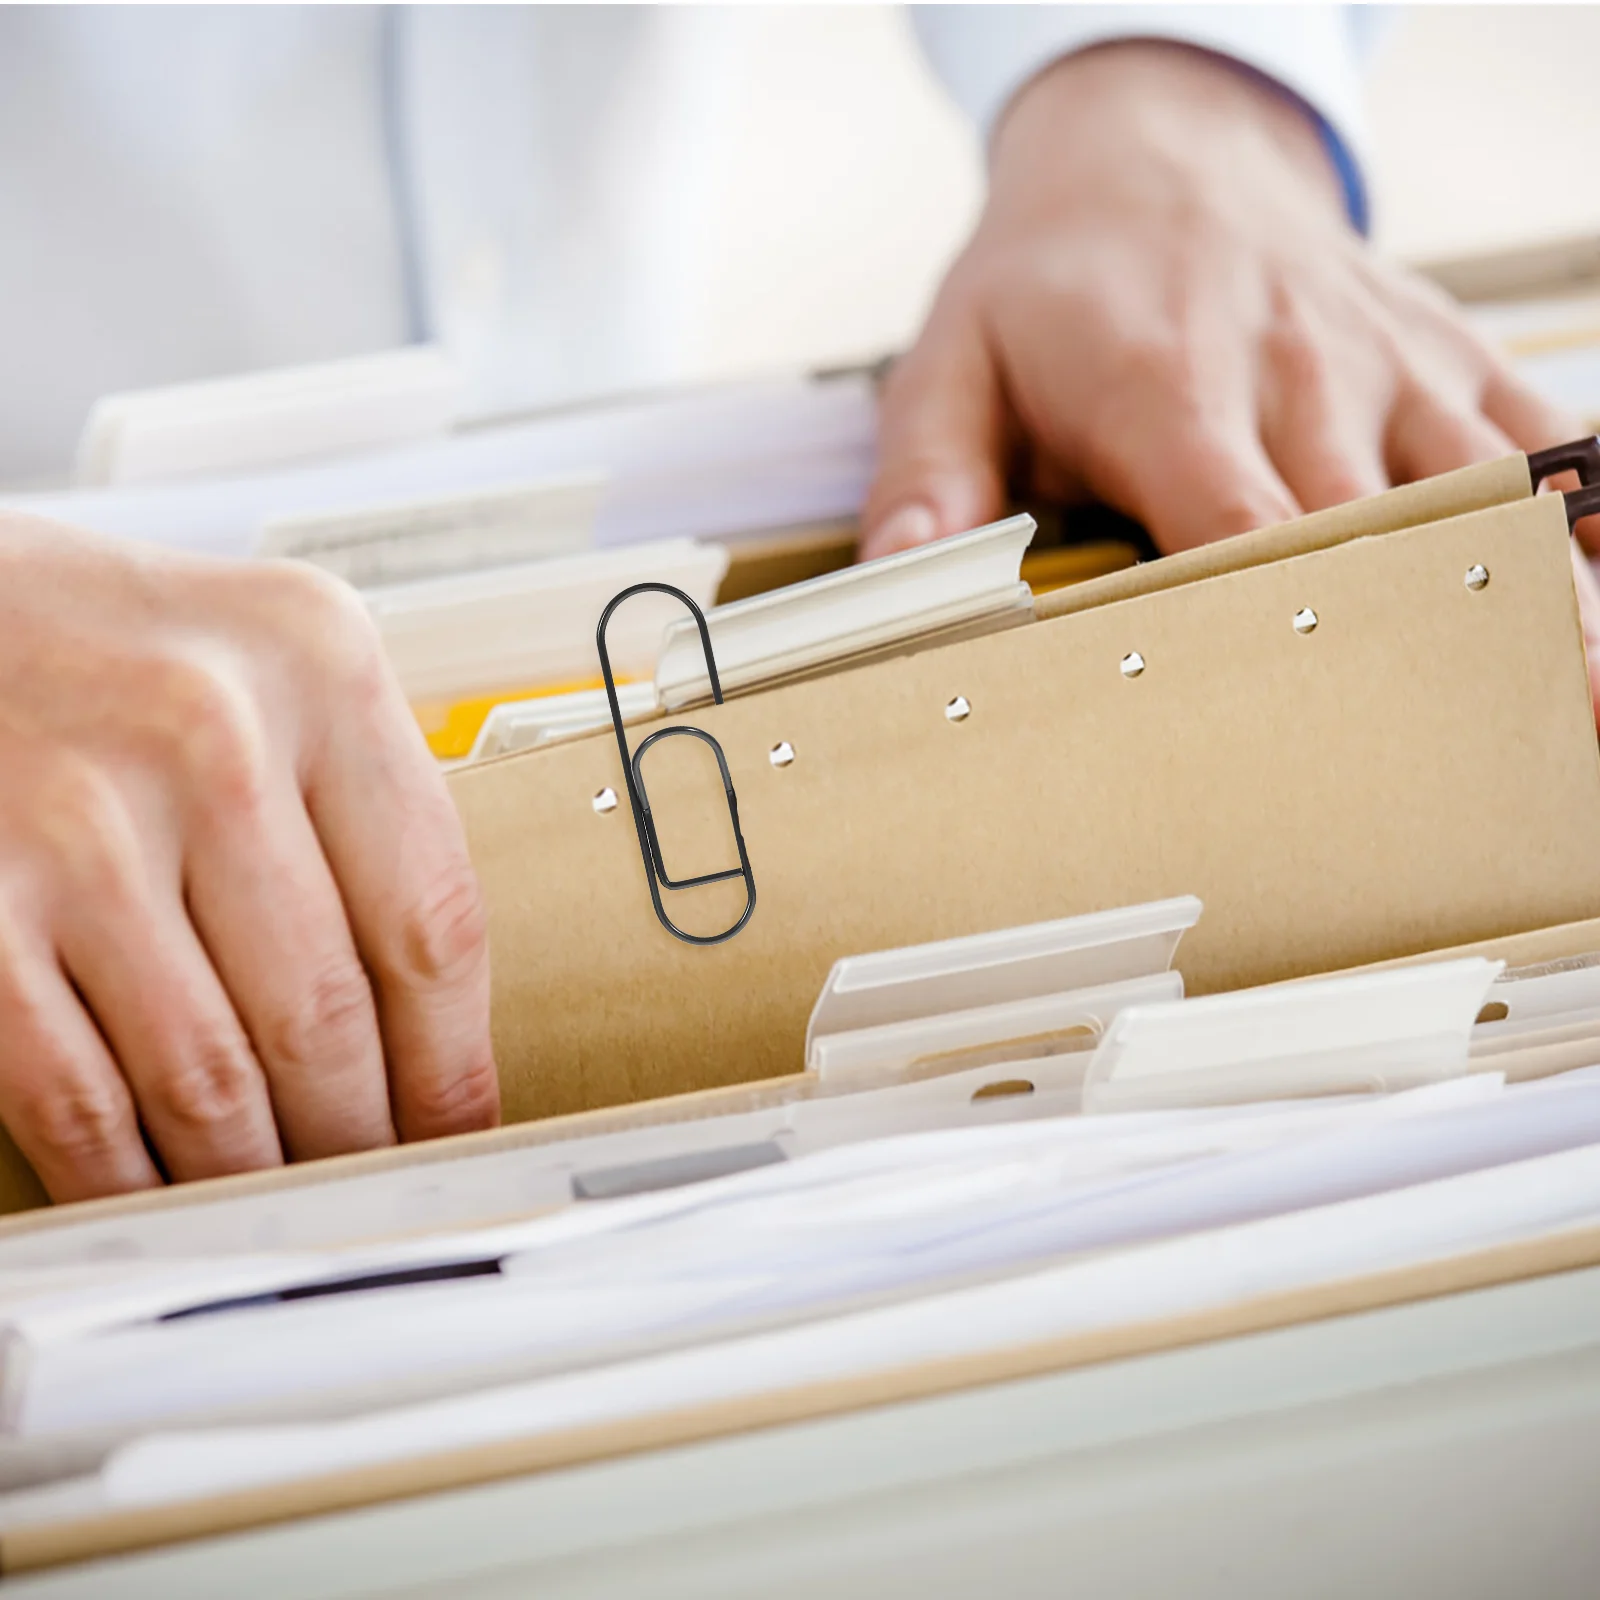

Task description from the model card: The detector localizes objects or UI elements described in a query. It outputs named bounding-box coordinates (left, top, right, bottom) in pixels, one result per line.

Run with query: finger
left=1258, top=338, right=1389, bottom=513
left=185, top=776, right=396, bottom=1163
left=1481, top=365, right=1579, bottom=454
left=48, top=769, right=283, bottom=1181
left=1003, top=304, right=1300, bottom=552
left=61, top=909, right=284, bottom=1183
left=0, top=934, right=160, bottom=1203
left=311, top=724, right=498, bottom=1144
left=1385, top=391, right=1515, bottom=484
left=1480, top=368, right=1600, bottom=553
left=296, top=590, right=498, bottom=1144
left=1089, top=402, right=1300, bottom=553
left=860, top=293, right=1010, bottom=561
left=1570, top=541, right=1600, bottom=735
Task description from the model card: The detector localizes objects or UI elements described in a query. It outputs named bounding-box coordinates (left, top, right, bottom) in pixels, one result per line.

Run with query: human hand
left=0, top=516, right=498, bottom=1202
left=1572, top=542, right=1600, bottom=733
left=862, top=41, right=1579, bottom=559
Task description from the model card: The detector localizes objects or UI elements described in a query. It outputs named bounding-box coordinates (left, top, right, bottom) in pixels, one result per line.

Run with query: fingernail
left=860, top=503, right=940, bottom=563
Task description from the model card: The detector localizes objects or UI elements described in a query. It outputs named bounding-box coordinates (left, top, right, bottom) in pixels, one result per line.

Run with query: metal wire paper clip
left=596, top=583, right=756, bottom=945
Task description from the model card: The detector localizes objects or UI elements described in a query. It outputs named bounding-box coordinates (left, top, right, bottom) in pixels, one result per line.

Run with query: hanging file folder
left=449, top=450, right=1600, bottom=1126
left=0, top=447, right=1591, bottom=1217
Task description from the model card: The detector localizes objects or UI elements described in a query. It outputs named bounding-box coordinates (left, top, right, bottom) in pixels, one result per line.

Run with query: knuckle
left=258, top=956, right=376, bottom=1074
left=139, top=649, right=269, bottom=814
left=1117, top=335, right=1191, bottom=399
left=402, top=1051, right=500, bottom=1138
left=147, top=1031, right=261, bottom=1136
left=394, top=861, right=489, bottom=990
left=15, top=1069, right=137, bottom=1175
left=264, top=562, right=385, bottom=682
left=1263, top=315, right=1325, bottom=389
left=32, top=752, right=144, bottom=901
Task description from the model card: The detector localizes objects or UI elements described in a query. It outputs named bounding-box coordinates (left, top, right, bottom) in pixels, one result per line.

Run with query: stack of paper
left=4, top=366, right=885, bottom=762
left=6, top=371, right=878, bottom=562
left=73, top=346, right=465, bottom=489
left=2, top=1068, right=1600, bottom=1533
left=0, top=885, right=1599, bottom=1550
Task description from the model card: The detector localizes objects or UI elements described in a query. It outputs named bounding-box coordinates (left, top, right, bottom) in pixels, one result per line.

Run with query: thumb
left=860, top=301, right=1009, bottom=562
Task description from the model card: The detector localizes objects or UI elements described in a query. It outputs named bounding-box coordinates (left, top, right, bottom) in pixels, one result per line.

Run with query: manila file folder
left=0, top=453, right=1589, bottom=1213
left=450, top=456, right=1600, bottom=1124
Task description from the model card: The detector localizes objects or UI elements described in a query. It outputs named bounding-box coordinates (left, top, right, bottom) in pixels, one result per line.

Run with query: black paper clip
left=597, top=584, right=756, bottom=946
left=1529, top=437, right=1600, bottom=528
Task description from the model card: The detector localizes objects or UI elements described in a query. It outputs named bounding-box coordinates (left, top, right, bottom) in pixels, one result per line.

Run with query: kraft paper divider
left=457, top=487, right=1600, bottom=1126
left=7, top=909, right=1600, bottom=1251
left=0, top=455, right=1566, bottom=1217
left=1033, top=452, right=1531, bottom=621
left=712, top=519, right=858, bottom=604
left=9, top=1219, right=1600, bottom=1576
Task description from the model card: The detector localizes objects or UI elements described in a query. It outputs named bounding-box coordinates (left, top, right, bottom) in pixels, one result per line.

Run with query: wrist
left=990, top=40, right=1351, bottom=231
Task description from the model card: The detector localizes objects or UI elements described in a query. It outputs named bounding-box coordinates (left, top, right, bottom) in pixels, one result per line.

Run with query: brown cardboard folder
left=0, top=451, right=1590, bottom=1216
left=454, top=452, right=1600, bottom=1125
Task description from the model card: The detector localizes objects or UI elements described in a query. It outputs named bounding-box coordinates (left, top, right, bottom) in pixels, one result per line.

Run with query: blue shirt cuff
left=1311, top=111, right=1371, bottom=235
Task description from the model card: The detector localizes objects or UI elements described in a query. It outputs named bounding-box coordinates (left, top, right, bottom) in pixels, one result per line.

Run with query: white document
left=73, top=347, right=464, bottom=489
left=15, top=1074, right=1600, bottom=1441
left=368, top=538, right=727, bottom=704
left=258, top=474, right=603, bottom=589
left=9, top=373, right=876, bottom=560
left=56, top=1133, right=1600, bottom=1522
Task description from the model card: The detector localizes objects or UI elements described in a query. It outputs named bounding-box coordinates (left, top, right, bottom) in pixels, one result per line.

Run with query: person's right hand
left=0, top=514, right=499, bottom=1202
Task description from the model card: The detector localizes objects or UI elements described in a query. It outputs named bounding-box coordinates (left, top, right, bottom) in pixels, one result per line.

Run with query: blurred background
left=678, top=4, right=1600, bottom=384
left=6, top=4, right=1600, bottom=487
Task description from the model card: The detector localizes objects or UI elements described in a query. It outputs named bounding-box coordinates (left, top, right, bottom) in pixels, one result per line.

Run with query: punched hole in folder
left=971, top=1079, right=1035, bottom=1102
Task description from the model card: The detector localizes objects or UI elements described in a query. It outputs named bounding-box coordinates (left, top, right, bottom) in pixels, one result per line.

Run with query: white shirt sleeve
left=911, top=4, right=1372, bottom=166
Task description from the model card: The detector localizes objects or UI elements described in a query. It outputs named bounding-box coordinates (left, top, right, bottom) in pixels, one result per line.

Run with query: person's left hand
left=858, top=41, right=1600, bottom=725
left=861, top=42, right=1578, bottom=555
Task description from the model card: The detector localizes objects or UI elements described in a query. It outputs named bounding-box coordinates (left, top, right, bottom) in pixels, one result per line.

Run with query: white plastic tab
left=1081, top=957, right=1503, bottom=1114
left=656, top=513, right=1036, bottom=711
left=1477, top=951, right=1600, bottom=1035
left=785, top=1044, right=1105, bottom=1151
left=806, top=897, right=1201, bottom=1083
left=809, top=972, right=1183, bottom=1087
